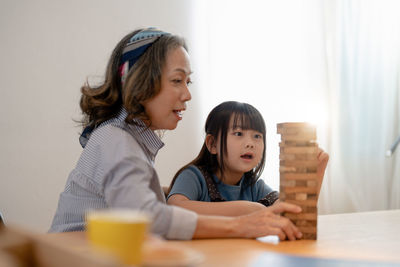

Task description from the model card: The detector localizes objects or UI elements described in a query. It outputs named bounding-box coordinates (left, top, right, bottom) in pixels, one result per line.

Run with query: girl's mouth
left=240, top=153, right=253, bottom=159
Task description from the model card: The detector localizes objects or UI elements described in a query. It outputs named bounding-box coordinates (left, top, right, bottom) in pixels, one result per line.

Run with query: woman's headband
left=119, top=28, right=170, bottom=83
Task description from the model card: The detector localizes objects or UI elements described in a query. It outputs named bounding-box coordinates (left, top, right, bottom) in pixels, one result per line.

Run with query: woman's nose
left=181, top=85, right=191, bottom=102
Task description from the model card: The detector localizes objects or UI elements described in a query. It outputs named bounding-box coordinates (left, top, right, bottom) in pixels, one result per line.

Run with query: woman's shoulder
left=81, top=124, right=145, bottom=162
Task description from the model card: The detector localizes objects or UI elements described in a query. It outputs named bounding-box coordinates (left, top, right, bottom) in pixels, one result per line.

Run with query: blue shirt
left=49, top=109, right=197, bottom=240
left=167, top=165, right=273, bottom=202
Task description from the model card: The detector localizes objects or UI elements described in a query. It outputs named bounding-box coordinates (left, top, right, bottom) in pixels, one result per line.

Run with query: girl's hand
left=234, top=201, right=302, bottom=241
left=317, top=148, right=329, bottom=195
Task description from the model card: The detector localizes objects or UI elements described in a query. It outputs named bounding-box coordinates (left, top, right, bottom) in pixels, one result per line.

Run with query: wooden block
left=281, top=132, right=317, bottom=142
left=297, top=226, right=317, bottom=234
left=307, top=180, right=318, bottom=187
left=294, top=220, right=317, bottom=227
left=279, top=141, right=317, bottom=147
left=280, top=173, right=319, bottom=180
left=280, top=180, right=296, bottom=187
left=303, top=206, right=317, bottom=213
left=280, top=146, right=319, bottom=154
left=280, top=160, right=319, bottom=167
left=282, top=187, right=318, bottom=194
left=277, top=127, right=316, bottom=135
left=285, top=213, right=317, bottom=221
left=279, top=153, right=318, bottom=160
left=302, top=233, right=317, bottom=240
left=295, top=193, right=308, bottom=201
left=285, top=199, right=318, bottom=207
left=277, top=122, right=314, bottom=129
left=295, top=180, right=308, bottom=187
left=280, top=167, right=317, bottom=173
left=279, top=166, right=297, bottom=173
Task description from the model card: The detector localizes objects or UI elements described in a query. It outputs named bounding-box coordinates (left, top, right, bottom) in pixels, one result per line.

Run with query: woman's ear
left=205, top=134, right=218, bottom=154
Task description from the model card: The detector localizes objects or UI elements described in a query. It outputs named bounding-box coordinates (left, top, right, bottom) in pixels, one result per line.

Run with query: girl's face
left=142, top=46, right=192, bottom=130
left=214, top=116, right=265, bottom=179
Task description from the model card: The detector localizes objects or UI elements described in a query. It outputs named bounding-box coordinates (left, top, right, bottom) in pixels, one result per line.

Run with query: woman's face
left=142, top=46, right=192, bottom=130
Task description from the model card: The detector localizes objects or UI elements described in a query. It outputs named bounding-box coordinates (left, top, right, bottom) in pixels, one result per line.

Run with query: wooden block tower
left=277, top=122, right=319, bottom=240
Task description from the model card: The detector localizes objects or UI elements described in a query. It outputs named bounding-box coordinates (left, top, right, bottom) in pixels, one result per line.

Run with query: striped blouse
left=49, top=109, right=197, bottom=240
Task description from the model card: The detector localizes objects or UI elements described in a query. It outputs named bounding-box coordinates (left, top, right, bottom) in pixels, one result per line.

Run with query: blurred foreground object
left=0, top=226, right=121, bottom=267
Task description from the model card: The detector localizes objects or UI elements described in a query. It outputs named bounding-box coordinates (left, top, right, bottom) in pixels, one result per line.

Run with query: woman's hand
left=233, top=201, right=303, bottom=240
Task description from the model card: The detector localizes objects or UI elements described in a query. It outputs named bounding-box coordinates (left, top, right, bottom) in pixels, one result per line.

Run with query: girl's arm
left=167, top=194, right=265, bottom=216
left=317, top=148, right=329, bottom=196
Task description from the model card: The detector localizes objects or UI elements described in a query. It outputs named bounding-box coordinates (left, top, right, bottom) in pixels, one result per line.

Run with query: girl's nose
left=246, top=142, right=254, bottom=148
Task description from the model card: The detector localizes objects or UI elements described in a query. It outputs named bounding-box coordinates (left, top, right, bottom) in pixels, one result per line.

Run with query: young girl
left=167, top=101, right=329, bottom=217
left=50, top=28, right=303, bottom=241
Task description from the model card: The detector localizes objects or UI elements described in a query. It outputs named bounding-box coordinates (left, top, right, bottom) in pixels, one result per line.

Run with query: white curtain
left=192, top=0, right=330, bottom=192
left=193, top=0, right=400, bottom=213
left=319, top=0, right=400, bottom=213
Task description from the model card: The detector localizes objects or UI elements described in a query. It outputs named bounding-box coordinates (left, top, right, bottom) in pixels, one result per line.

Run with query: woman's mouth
left=173, top=110, right=184, bottom=120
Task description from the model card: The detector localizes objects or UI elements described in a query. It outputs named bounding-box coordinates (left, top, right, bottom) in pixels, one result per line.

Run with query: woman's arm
left=167, top=194, right=265, bottom=216
left=192, top=201, right=303, bottom=240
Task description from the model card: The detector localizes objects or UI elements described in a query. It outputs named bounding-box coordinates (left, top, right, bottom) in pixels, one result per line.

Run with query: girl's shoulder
left=181, top=165, right=205, bottom=179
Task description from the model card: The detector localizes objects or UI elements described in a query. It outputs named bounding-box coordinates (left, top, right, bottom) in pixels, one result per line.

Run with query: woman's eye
left=187, top=80, right=192, bottom=86
left=173, top=79, right=182, bottom=84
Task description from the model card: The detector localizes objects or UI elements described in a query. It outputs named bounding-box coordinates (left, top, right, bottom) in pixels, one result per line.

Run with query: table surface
left=44, top=209, right=400, bottom=266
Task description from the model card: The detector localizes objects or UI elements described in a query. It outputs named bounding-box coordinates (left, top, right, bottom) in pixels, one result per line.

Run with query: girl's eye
left=254, top=134, right=262, bottom=139
left=234, top=132, right=242, bottom=136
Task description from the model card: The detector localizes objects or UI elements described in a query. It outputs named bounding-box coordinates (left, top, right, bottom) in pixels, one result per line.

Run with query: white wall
left=0, top=0, right=202, bottom=232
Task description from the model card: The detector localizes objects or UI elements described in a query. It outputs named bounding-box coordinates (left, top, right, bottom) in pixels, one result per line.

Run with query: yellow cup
left=86, top=209, right=150, bottom=266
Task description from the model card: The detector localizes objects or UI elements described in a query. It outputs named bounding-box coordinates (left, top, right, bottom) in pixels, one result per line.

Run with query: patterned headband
left=119, top=28, right=170, bottom=84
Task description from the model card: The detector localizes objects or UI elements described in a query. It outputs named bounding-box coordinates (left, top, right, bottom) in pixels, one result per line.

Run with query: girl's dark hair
left=79, top=29, right=187, bottom=129
left=168, top=101, right=267, bottom=193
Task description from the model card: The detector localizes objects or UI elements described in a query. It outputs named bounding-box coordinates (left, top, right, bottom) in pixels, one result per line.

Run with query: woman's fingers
left=273, top=215, right=302, bottom=240
left=268, top=201, right=302, bottom=214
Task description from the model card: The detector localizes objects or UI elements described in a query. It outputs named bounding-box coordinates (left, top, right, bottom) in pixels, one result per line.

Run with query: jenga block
left=280, top=180, right=296, bottom=187
left=282, top=187, right=318, bottom=194
left=277, top=122, right=314, bottom=129
left=280, top=160, right=319, bottom=167
left=280, top=141, right=317, bottom=147
left=307, top=180, right=318, bottom=187
left=280, top=146, right=319, bottom=154
left=277, top=127, right=316, bottom=135
left=281, top=132, right=317, bottom=142
left=302, top=233, right=317, bottom=240
left=279, top=166, right=297, bottom=173
left=285, top=213, right=317, bottom=221
left=279, top=153, right=318, bottom=160
left=297, top=226, right=317, bottom=234
left=302, top=206, right=317, bottom=213
left=295, top=193, right=308, bottom=201
left=294, top=220, right=317, bottom=227
left=294, top=180, right=307, bottom=187
left=285, top=199, right=318, bottom=207
left=280, top=173, right=319, bottom=180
